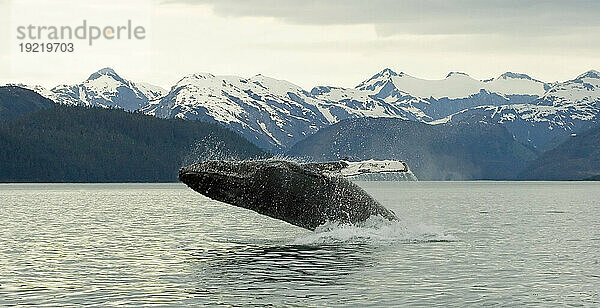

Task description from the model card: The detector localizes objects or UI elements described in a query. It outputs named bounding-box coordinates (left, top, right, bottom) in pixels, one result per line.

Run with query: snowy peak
left=539, top=70, right=600, bottom=107
left=354, top=68, right=413, bottom=101
left=498, top=72, right=535, bottom=81
left=355, top=68, right=399, bottom=91
left=85, top=67, right=132, bottom=91
left=176, top=73, right=219, bottom=87
left=188, top=73, right=216, bottom=80
left=310, top=85, right=338, bottom=96
left=170, top=72, right=310, bottom=109
left=363, top=68, right=399, bottom=81
left=51, top=68, right=165, bottom=111
left=445, top=72, right=471, bottom=78
left=249, top=74, right=307, bottom=96
left=377, top=68, right=399, bottom=78
left=485, top=72, right=547, bottom=96
left=389, top=72, right=481, bottom=99
left=171, top=72, right=309, bottom=98
left=82, top=68, right=129, bottom=93
left=576, top=70, right=600, bottom=80
left=97, top=67, right=117, bottom=75
left=88, top=67, right=120, bottom=80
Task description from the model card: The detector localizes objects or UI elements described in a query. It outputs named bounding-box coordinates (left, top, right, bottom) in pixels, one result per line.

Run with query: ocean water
left=1, top=182, right=599, bottom=306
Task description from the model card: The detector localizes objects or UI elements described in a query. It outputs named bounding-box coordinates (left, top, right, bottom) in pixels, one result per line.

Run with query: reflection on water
left=188, top=244, right=371, bottom=285
left=1, top=182, right=599, bottom=306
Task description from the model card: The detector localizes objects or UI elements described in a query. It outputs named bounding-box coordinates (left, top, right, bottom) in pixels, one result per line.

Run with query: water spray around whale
left=179, top=159, right=409, bottom=230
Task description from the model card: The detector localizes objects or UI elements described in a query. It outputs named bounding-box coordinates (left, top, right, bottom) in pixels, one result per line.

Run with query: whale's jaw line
left=179, top=167, right=249, bottom=208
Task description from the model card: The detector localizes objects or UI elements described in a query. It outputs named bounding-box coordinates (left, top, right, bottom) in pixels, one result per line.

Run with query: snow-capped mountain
left=143, top=73, right=330, bottom=151
left=51, top=68, right=166, bottom=111
left=439, top=70, right=600, bottom=149
left=356, top=69, right=547, bottom=99
left=141, top=68, right=600, bottom=152
left=15, top=67, right=600, bottom=153
left=309, top=85, right=417, bottom=122
left=317, top=68, right=600, bottom=150
left=144, top=71, right=442, bottom=150
left=144, top=70, right=452, bottom=151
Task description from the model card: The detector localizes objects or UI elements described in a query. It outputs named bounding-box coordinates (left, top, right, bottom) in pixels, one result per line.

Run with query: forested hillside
left=519, top=124, right=600, bottom=180
left=0, top=86, right=55, bottom=120
left=0, top=105, right=266, bottom=182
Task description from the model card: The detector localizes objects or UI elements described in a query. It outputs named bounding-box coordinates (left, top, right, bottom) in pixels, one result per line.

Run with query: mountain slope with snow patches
left=143, top=68, right=600, bottom=151
left=440, top=70, right=600, bottom=149
left=16, top=67, right=600, bottom=152
left=142, top=73, right=331, bottom=151
left=143, top=70, right=445, bottom=151
left=49, top=68, right=166, bottom=111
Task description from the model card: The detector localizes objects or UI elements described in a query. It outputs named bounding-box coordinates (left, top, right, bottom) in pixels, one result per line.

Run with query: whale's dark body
left=179, top=160, right=398, bottom=230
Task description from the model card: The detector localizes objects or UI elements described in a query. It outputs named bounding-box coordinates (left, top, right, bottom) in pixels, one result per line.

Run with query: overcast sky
left=1, top=0, right=599, bottom=89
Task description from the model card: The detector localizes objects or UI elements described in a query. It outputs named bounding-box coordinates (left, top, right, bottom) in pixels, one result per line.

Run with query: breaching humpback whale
left=179, top=160, right=403, bottom=230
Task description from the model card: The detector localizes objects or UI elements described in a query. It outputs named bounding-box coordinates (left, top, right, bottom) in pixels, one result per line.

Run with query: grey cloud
left=165, top=0, right=600, bottom=36
left=242, top=33, right=600, bottom=56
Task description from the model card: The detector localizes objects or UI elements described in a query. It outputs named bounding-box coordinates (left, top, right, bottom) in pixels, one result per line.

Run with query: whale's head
left=179, top=160, right=318, bottom=206
left=179, top=160, right=254, bottom=205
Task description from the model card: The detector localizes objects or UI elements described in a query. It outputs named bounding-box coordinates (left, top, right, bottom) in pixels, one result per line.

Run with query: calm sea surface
left=1, top=182, right=599, bottom=306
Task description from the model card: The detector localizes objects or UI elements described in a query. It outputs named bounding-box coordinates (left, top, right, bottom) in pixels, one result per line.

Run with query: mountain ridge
left=11, top=67, right=600, bottom=152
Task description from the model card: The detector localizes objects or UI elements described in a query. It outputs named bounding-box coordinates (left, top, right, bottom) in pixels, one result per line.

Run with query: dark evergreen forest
left=0, top=105, right=266, bottom=182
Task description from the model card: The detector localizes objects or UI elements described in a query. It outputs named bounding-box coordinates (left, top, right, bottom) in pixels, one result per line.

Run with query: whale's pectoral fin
left=301, top=161, right=349, bottom=175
